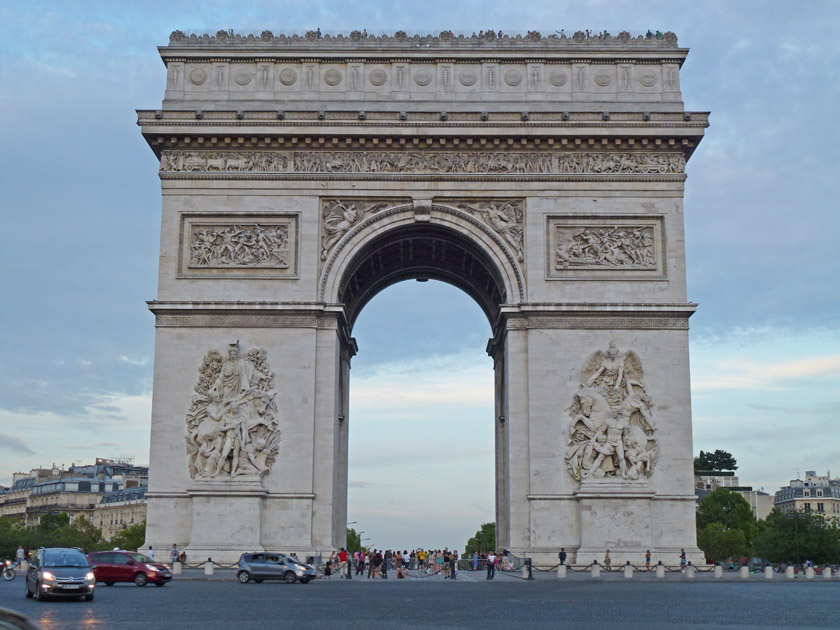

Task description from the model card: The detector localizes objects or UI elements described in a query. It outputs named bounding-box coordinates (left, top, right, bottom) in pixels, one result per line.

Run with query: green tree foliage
left=697, top=488, right=756, bottom=540
left=109, top=520, right=146, bottom=551
left=0, top=514, right=109, bottom=558
left=694, top=449, right=738, bottom=472
left=697, top=522, right=749, bottom=563
left=346, top=527, right=361, bottom=553
left=753, top=509, right=840, bottom=564
left=464, top=522, right=496, bottom=555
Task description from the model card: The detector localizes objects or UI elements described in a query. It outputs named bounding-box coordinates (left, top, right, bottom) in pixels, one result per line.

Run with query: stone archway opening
left=334, top=222, right=511, bottom=550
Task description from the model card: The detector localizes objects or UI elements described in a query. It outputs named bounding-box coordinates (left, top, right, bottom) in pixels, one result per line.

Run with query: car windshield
left=43, top=549, right=89, bottom=568
left=130, top=553, right=152, bottom=563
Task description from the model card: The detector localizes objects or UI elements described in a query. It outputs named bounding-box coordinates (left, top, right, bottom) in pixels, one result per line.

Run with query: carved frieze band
left=160, top=150, right=686, bottom=176
left=178, top=213, right=299, bottom=279
left=546, top=215, right=666, bottom=280
left=155, top=315, right=322, bottom=328
left=506, top=316, right=688, bottom=330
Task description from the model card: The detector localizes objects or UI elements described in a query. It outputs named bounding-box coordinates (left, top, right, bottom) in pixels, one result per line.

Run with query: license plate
left=62, top=585, right=80, bottom=589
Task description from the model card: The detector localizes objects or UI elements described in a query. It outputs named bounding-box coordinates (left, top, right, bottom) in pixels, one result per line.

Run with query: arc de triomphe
left=138, top=29, right=707, bottom=565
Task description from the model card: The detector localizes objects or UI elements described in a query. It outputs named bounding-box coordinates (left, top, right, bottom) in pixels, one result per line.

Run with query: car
left=87, top=550, right=172, bottom=587
left=24, top=547, right=95, bottom=601
left=237, top=553, right=316, bottom=584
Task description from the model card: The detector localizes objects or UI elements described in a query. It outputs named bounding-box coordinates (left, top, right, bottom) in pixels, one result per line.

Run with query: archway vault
left=320, top=202, right=525, bottom=337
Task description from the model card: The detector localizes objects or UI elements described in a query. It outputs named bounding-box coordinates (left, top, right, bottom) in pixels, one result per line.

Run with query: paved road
left=1, top=572, right=837, bottom=629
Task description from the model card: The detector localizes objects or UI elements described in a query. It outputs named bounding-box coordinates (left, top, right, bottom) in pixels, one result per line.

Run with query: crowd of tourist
left=321, top=549, right=517, bottom=579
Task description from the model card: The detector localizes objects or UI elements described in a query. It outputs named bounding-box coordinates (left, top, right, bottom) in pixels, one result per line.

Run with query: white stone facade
left=139, top=30, right=707, bottom=564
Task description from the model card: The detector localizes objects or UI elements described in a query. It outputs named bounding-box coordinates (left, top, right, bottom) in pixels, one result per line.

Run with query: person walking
left=486, top=551, right=496, bottom=580
left=15, top=546, right=24, bottom=568
left=604, top=549, right=611, bottom=571
left=450, top=550, right=457, bottom=580
left=558, top=547, right=567, bottom=566
left=337, top=548, right=348, bottom=578
left=680, top=548, right=687, bottom=573
left=170, top=544, right=179, bottom=565
left=645, top=550, right=651, bottom=571
left=147, top=546, right=155, bottom=561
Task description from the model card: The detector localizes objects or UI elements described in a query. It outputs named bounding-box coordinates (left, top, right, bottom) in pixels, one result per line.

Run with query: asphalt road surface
left=1, top=571, right=837, bottom=629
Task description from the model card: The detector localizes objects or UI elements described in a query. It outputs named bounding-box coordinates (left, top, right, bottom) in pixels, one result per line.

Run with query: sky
left=1, top=0, right=839, bottom=551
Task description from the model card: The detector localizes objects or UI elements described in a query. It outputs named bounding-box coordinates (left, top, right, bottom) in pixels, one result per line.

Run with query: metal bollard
left=785, top=566, right=795, bottom=579
left=656, top=563, right=665, bottom=579
left=173, top=561, right=182, bottom=576
left=764, top=566, right=773, bottom=580
left=714, top=565, right=723, bottom=579
left=557, top=564, right=567, bottom=578
left=740, top=566, right=749, bottom=579
left=805, top=567, right=815, bottom=580
left=623, top=563, right=633, bottom=579
left=591, top=563, right=601, bottom=578
left=204, top=558, right=214, bottom=576
left=685, top=564, right=695, bottom=579
left=824, top=566, right=832, bottom=579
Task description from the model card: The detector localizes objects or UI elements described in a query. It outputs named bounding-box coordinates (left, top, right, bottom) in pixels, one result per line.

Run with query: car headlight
left=145, top=564, right=158, bottom=572
left=85, top=572, right=95, bottom=581
left=41, top=571, right=55, bottom=581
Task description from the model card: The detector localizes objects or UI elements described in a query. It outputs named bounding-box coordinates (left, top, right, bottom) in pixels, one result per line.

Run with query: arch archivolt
left=318, top=200, right=526, bottom=311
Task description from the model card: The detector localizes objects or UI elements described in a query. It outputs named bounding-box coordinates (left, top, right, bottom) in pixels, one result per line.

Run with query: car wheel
left=84, top=593, right=94, bottom=601
left=25, top=579, right=33, bottom=598
left=237, top=571, right=251, bottom=584
left=134, top=573, right=148, bottom=587
left=284, top=571, right=296, bottom=584
left=34, top=581, right=45, bottom=601
left=300, top=577, right=310, bottom=584
left=104, top=582, right=115, bottom=586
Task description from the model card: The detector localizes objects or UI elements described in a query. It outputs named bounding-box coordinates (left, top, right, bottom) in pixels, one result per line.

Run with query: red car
left=87, top=550, right=172, bottom=587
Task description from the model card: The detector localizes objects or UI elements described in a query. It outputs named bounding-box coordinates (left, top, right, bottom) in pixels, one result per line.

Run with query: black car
left=25, top=548, right=95, bottom=601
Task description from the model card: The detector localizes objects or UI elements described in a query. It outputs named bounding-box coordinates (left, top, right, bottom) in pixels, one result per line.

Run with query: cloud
left=62, top=441, right=119, bottom=450
left=692, top=354, right=840, bottom=392
left=0, top=434, right=35, bottom=455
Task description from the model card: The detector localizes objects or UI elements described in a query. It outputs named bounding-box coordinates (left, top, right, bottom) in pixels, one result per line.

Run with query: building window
left=817, top=503, right=824, bottom=513
left=804, top=491, right=810, bottom=497
left=804, top=503, right=811, bottom=513
left=817, top=490, right=823, bottom=497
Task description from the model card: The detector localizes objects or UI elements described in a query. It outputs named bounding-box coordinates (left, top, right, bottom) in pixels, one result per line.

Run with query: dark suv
left=237, top=553, right=316, bottom=584
left=87, top=550, right=172, bottom=587
left=25, top=548, right=95, bottom=601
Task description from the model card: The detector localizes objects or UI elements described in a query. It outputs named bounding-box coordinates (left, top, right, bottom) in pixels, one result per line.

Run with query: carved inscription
left=555, top=225, right=654, bottom=270
left=456, top=200, right=525, bottom=261
left=566, top=343, right=658, bottom=481
left=186, top=342, right=282, bottom=480
left=189, top=224, right=290, bottom=268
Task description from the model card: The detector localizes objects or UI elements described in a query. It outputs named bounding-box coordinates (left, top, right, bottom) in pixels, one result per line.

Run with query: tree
left=346, top=527, right=361, bottom=553
left=110, top=521, right=146, bottom=551
left=697, top=488, right=756, bottom=539
left=464, top=523, right=496, bottom=555
left=694, top=449, right=738, bottom=472
left=697, top=522, right=749, bottom=563
left=753, top=509, right=840, bottom=564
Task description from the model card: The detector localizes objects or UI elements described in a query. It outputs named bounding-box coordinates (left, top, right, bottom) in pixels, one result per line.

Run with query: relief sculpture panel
left=546, top=215, right=665, bottom=280
left=178, top=214, right=298, bottom=279
left=186, top=342, right=282, bottom=481
left=566, top=343, right=658, bottom=481
left=454, top=200, right=525, bottom=261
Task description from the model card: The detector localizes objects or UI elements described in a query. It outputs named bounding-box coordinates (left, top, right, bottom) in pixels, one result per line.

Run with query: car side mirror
left=127, top=560, right=135, bottom=566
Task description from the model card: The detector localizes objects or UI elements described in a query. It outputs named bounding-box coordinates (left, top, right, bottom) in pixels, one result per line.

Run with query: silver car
left=237, top=553, right=316, bottom=584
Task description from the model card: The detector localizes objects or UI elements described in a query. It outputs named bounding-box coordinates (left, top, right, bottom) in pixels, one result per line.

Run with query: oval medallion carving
left=189, top=68, right=207, bottom=86
left=368, top=68, right=388, bottom=86
left=414, top=68, right=433, bottom=86
left=278, top=68, right=298, bottom=86
left=323, top=68, right=343, bottom=86
left=234, top=71, right=253, bottom=86
left=594, top=70, right=613, bottom=87
left=548, top=69, right=568, bottom=86
left=459, top=69, right=477, bottom=86
left=639, top=70, right=658, bottom=87
left=504, top=69, right=522, bottom=86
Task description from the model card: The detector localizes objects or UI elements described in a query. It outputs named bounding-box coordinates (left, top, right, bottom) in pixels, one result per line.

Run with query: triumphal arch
left=138, top=29, right=708, bottom=564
